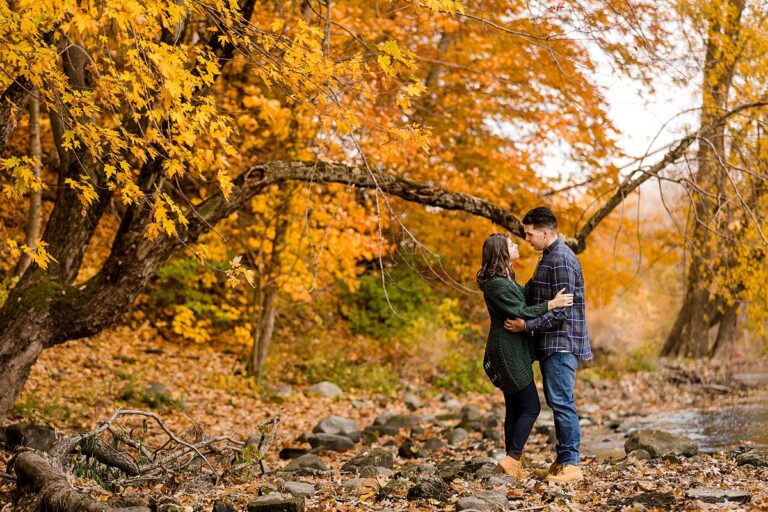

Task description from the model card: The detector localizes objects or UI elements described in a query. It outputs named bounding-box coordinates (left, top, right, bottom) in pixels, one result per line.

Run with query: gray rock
left=382, top=414, right=424, bottom=430
left=274, top=385, right=293, bottom=398
left=212, top=500, right=237, bottom=512
left=735, top=450, right=768, bottom=467
left=627, top=449, right=651, bottom=460
left=443, top=399, right=462, bottom=411
left=342, top=448, right=395, bottom=473
left=144, top=382, right=169, bottom=395
left=373, top=409, right=397, bottom=425
left=456, top=496, right=500, bottom=511
left=284, top=454, right=329, bottom=472
left=685, top=487, right=751, bottom=503
left=403, top=393, right=422, bottom=411
left=380, top=478, right=412, bottom=499
left=313, top=416, right=361, bottom=442
left=308, top=381, right=342, bottom=398
left=475, top=491, right=508, bottom=510
left=407, top=475, right=454, bottom=501
left=446, top=428, right=469, bottom=446
left=483, top=474, right=517, bottom=488
left=436, top=461, right=465, bottom=482
left=462, top=457, right=498, bottom=478
left=260, top=484, right=280, bottom=495
left=625, top=430, right=698, bottom=458
left=461, top=405, right=483, bottom=422
left=340, top=478, right=365, bottom=492
left=282, top=481, right=315, bottom=499
left=350, top=400, right=366, bottom=409
left=305, top=433, right=355, bottom=452
left=359, top=466, right=393, bottom=478
left=4, top=423, right=57, bottom=452
left=279, top=447, right=309, bottom=460
left=247, top=497, right=305, bottom=512
left=423, top=437, right=445, bottom=453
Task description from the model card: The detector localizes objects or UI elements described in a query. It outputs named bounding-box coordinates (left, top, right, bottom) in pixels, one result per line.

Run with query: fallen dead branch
left=7, top=408, right=279, bottom=512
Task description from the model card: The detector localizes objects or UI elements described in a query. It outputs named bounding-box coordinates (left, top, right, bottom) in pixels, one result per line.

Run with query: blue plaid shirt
left=523, top=237, right=592, bottom=361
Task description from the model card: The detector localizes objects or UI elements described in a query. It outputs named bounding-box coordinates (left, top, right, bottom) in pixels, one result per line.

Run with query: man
left=504, top=206, right=591, bottom=483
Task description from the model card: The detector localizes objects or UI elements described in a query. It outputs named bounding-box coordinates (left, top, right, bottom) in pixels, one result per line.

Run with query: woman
left=477, top=232, right=572, bottom=480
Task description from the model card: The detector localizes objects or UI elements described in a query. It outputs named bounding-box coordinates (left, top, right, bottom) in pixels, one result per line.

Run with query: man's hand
left=504, top=318, right=526, bottom=332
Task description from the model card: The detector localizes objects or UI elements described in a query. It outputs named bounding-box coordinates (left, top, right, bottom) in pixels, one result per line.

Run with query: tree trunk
left=661, top=0, right=745, bottom=359
left=246, top=184, right=293, bottom=378
left=14, top=92, right=43, bottom=278
left=12, top=451, right=144, bottom=512
left=710, top=303, right=739, bottom=381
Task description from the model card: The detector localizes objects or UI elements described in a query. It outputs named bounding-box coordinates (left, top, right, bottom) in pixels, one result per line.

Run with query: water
left=621, top=402, right=768, bottom=452
left=582, top=375, right=768, bottom=458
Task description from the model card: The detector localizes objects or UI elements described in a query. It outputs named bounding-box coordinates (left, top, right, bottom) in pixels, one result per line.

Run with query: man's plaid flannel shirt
left=523, top=237, right=592, bottom=361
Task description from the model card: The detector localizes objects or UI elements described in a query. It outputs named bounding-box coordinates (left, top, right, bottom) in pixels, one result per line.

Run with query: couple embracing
left=477, top=206, right=591, bottom=484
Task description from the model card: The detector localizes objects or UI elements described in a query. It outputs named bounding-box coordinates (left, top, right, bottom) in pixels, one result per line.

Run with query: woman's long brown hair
left=476, top=233, right=515, bottom=290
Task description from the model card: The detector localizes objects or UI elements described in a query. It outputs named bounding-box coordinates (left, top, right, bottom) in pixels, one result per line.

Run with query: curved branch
left=572, top=99, right=768, bottom=252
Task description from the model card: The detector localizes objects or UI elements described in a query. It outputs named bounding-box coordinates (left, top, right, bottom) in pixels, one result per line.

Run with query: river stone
left=627, top=449, right=651, bottom=460
left=462, top=457, right=498, bottom=478
left=212, top=501, right=237, bottom=512
left=380, top=478, right=412, bottom=499
left=313, top=416, right=361, bottom=442
left=359, top=466, right=393, bottom=478
left=455, top=495, right=506, bottom=511
left=284, top=454, right=329, bottom=472
left=685, top=487, right=751, bottom=503
left=279, top=447, right=309, bottom=460
left=407, top=475, right=454, bottom=501
left=4, top=423, right=57, bottom=452
left=260, top=484, right=280, bottom=495
left=247, top=497, right=305, bottom=512
left=342, top=448, right=395, bottom=473
left=423, top=438, right=446, bottom=453
left=443, top=399, right=462, bottom=411
left=624, top=430, right=698, bottom=458
left=403, top=393, right=422, bottom=410
left=274, top=385, right=293, bottom=398
left=446, top=428, right=469, bottom=446
left=305, top=433, right=355, bottom=452
left=308, top=381, right=342, bottom=398
left=735, top=450, right=768, bottom=467
left=282, top=482, right=315, bottom=499
left=381, top=414, right=427, bottom=430
left=461, top=405, right=483, bottom=422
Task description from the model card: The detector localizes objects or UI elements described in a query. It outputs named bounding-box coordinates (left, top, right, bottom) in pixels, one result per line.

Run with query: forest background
left=1, top=0, right=767, bottom=422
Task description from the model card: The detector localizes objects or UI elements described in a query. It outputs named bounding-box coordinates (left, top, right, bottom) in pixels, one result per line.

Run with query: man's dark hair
left=522, top=206, right=558, bottom=230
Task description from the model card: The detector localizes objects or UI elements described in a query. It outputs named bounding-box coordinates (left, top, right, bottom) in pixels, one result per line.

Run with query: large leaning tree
left=1, top=0, right=767, bottom=421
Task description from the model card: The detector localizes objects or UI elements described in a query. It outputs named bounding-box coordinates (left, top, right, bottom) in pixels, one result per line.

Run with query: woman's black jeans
left=502, top=381, right=541, bottom=458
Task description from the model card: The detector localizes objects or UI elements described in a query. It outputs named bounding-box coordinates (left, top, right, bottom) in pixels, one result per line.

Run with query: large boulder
left=313, top=416, right=361, bottom=442
left=624, top=430, right=698, bottom=458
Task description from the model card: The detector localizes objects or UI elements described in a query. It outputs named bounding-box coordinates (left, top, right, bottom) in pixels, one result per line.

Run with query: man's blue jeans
left=541, top=352, right=580, bottom=466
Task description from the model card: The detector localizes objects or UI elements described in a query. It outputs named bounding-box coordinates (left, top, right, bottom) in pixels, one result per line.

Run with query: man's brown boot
left=545, top=464, right=583, bottom=483
left=497, top=455, right=526, bottom=480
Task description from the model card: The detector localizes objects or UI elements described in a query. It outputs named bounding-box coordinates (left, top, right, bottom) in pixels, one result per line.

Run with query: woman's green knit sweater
left=482, top=276, right=549, bottom=393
